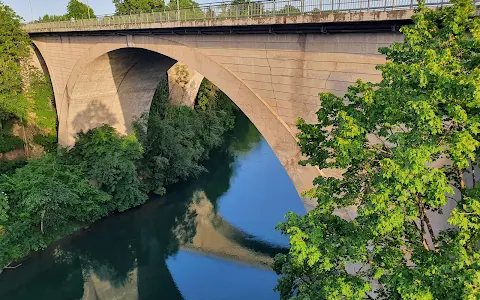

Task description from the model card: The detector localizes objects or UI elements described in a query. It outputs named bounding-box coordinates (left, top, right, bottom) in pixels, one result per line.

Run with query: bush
left=33, top=133, right=57, bottom=152
left=27, top=70, right=57, bottom=135
left=0, top=159, right=27, bottom=176
left=135, top=76, right=237, bottom=195
left=68, top=125, right=147, bottom=212
left=0, top=134, right=23, bottom=153
left=0, top=154, right=111, bottom=267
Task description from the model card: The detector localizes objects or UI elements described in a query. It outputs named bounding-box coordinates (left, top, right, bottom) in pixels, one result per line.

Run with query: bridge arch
left=34, top=35, right=319, bottom=208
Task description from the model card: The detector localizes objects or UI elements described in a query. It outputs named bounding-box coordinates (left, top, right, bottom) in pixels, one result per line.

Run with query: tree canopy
left=66, top=0, right=95, bottom=19
left=68, top=125, right=147, bottom=212
left=113, top=0, right=166, bottom=14
left=274, top=0, right=480, bottom=298
left=134, top=76, right=237, bottom=195
left=167, top=0, right=199, bottom=10
left=0, top=125, right=147, bottom=268
left=0, top=3, right=30, bottom=120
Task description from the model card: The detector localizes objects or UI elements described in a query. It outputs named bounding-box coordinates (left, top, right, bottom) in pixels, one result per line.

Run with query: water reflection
left=0, top=112, right=304, bottom=300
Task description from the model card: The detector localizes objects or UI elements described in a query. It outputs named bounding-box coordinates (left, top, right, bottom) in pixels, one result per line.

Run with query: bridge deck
left=23, top=0, right=457, bottom=34
left=25, top=11, right=415, bottom=35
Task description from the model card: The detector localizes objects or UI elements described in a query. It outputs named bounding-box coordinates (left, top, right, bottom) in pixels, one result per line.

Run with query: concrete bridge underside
left=31, top=30, right=402, bottom=209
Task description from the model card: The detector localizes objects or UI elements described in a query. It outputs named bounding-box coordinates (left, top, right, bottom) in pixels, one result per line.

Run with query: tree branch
left=459, top=167, right=465, bottom=190
left=471, top=162, right=476, bottom=187
left=40, top=210, right=45, bottom=234
left=419, top=207, right=430, bottom=251
left=4, top=263, right=22, bottom=269
left=421, top=206, right=438, bottom=252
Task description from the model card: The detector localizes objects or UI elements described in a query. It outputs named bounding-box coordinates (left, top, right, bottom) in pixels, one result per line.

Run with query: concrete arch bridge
left=25, top=5, right=415, bottom=209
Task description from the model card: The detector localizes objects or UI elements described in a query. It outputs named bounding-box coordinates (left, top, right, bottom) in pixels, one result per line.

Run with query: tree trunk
left=40, top=210, right=45, bottom=234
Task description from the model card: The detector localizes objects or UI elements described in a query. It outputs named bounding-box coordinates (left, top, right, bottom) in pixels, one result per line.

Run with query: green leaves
left=134, top=77, right=237, bottom=195
left=275, top=0, right=480, bottom=298
left=66, top=0, right=95, bottom=19
left=0, top=3, right=30, bottom=120
left=0, top=154, right=111, bottom=266
left=113, top=0, right=166, bottom=14
left=69, top=125, right=147, bottom=212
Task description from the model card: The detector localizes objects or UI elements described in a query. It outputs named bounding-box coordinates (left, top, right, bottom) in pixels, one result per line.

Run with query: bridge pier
left=168, top=62, right=204, bottom=108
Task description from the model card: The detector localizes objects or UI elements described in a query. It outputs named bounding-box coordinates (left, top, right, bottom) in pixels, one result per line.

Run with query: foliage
left=35, top=0, right=94, bottom=22
left=26, top=70, right=57, bottom=151
left=113, top=0, right=166, bottom=14
left=0, top=154, right=111, bottom=267
left=277, top=4, right=300, bottom=14
left=196, top=78, right=219, bottom=111
left=0, top=2, right=30, bottom=120
left=66, top=0, right=95, bottom=19
left=0, top=159, right=26, bottom=177
left=38, top=14, right=69, bottom=22
left=27, top=71, right=56, bottom=132
left=274, top=0, right=480, bottom=299
left=33, top=134, right=57, bottom=152
left=0, top=118, right=24, bottom=154
left=68, top=125, right=147, bottom=212
left=0, top=133, right=23, bottom=153
left=168, top=0, right=199, bottom=9
left=219, top=0, right=264, bottom=17
left=135, top=76, right=237, bottom=195
left=0, top=125, right=149, bottom=267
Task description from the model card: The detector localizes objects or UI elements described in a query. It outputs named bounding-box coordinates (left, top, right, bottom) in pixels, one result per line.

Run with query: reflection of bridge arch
left=80, top=191, right=287, bottom=299
left=180, top=192, right=286, bottom=269
left=33, top=35, right=320, bottom=208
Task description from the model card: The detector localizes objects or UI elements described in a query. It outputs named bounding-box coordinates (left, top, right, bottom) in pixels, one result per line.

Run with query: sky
left=4, top=0, right=217, bottom=22
left=4, top=0, right=115, bottom=21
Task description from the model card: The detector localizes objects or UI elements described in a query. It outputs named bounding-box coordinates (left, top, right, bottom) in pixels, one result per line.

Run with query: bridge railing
left=24, top=0, right=454, bottom=32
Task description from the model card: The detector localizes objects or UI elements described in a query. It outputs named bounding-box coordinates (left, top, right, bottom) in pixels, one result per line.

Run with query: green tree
left=277, top=4, right=300, bottom=14
left=38, top=14, right=69, bottom=22
left=167, top=0, right=199, bottom=9
left=0, top=154, right=110, bottom=267
left=219, top=0, right=264, bottom=17
left=68, top=125, right=147, bottom=212
left=0, top=191, right=8, bottom=236
left=113, top=0, right=166, bottom=14
left=135, top=76, right=237, bottom=195
left=274, top=0, right=480, bottom=299
left=0, top=2, right=30, bottom=120
left=166, top=0, right=203, bottom=20
left=66, top=0, right=95, bottom=19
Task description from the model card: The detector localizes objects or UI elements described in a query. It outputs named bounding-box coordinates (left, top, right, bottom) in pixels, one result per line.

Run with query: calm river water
left=0, top=112, right=305, bottom=300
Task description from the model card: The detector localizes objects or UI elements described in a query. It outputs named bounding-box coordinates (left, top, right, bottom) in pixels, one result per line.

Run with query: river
left=0, top=111, right=305, bottom=300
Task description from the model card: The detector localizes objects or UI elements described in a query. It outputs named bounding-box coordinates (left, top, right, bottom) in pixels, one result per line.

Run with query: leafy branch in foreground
left=275, top=0, right=480, bottom=299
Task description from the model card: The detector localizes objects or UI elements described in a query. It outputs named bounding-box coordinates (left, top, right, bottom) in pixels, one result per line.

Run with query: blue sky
left=4, top=0, right=115, bottom=21
left=4, top=0, right=216, bottom=21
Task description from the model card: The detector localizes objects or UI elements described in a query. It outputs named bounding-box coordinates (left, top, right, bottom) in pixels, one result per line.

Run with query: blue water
left=218, top=139, right=305, bottom=246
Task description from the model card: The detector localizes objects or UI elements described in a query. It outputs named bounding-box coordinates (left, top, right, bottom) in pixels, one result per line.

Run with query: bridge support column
left=167, top=62, right=204, bottom=108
